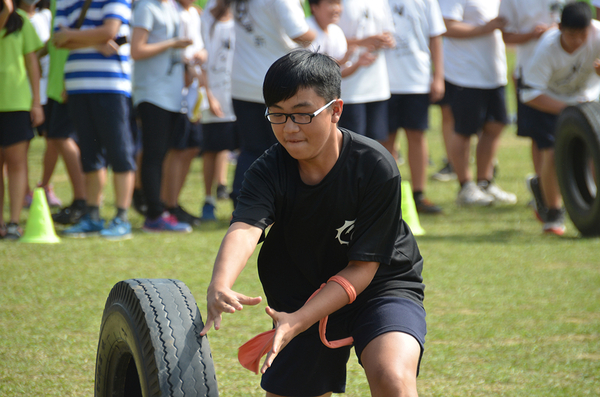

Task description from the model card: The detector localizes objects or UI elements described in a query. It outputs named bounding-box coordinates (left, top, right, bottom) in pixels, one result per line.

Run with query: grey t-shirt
left=131, top=0, right=184, bottom=112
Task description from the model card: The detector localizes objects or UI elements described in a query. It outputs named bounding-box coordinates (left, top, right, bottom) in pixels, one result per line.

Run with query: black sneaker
left=132, top=188, right=148, bottom=216
left=169, top=205, right=201, bottom=227
left=52, top=204, right=84, bottom=225
left=526, top=175, right=548, bottom=223
left=415, top=196, right=442, bottom=214
left=5, top=223, right=22, bottom=240
left=431, top=161, right=457, bottom=182
left=216, top=184, right=230, bottom=200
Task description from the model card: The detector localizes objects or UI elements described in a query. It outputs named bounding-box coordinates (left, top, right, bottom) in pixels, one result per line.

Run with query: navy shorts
left=261, top=296, right=427, bottom=396
left=516, top=101, right=558, bottom=149
left=37, top=103, right=51, bottom=136
left=0, top=111, right=35, bottom=146
left=448, top=81, right=509, bottom=136
left=433, top=80, right=455, bottom=106
left=338, top=100, right=389, bottom=141
left=388, top=94, right=430, bottom=132
left=232, top=99, right=276, bottom=156
left=47, top=98, right=77, bottom=140
left=68, top=93, right=136, bottom=173
left=171, top=117, right=202, bottom=150
left=202, top=121, right=237, bottom=152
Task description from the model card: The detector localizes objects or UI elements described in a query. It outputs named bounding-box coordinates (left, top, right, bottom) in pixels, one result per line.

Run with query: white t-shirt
left=521, top=21, right=600, bottom=105
left=306, top=16, right=347, bottom=61
left=200, top=5, right=236, bottom=123
left=337, top=0, right=394, bottom=103
left=439, top=0, right=507, bottom=89
left=385, top=0, right=446, bottom=94
left=131, top=0, right=184, bottom=112
left=178, top=3, right=204, bottom=62
left=499, top=0, right=570, bottom=78
left=231, top=0, right=309, bottom=103
left=30, top=8, right=52, bottom=105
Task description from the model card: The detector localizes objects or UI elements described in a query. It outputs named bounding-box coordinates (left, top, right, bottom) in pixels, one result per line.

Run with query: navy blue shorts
left=47, top=98, right=77, bottom=140
left=517, top=101, right=557, bottom=149
left=261, top=296, right=427, bottom=396
left=448, top=82, right=509, bottom=136
left=232, top=99, right=276, bottom=156
left=0, top=111, right=35, bottom=146
left=433, top=80, right=455, bottom=106
left=388, top=94, right=430, bottom=132
left=338, top=100, right=389, bottom=141
left=68, top=93, right=136, bottom=173
left=202, top=121, right=237, bottom=152
left=37, top=103, right=51, bottom=136
left=170, top=117, right=202, bottom=150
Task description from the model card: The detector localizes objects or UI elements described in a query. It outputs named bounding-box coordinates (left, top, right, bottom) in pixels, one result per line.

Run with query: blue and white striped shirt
left=55, top=0, right=132, bottom=95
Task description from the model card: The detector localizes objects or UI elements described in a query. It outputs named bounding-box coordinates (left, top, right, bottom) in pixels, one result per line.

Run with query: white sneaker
left=456, top=181, right=494, bottom=206
left=481, top=182, right=517, bottom=205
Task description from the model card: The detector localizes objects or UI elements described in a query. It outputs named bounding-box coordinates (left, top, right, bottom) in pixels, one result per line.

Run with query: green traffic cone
left=20, top=187, right=60, bottom=244
left=401, top=181, right=425, bottom=236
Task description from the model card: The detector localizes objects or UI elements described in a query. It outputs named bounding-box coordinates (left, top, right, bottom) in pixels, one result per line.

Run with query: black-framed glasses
left=265, top=99, right=336, bottom=124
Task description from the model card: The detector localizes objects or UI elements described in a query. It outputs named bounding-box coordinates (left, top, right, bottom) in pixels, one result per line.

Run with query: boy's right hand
left=200, top=284, right=262, bottom=336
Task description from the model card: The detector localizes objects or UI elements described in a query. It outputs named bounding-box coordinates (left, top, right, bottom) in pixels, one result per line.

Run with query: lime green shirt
left=47, top=0, right=69, bottom=103
left=0, top=9, right=44, bottom=112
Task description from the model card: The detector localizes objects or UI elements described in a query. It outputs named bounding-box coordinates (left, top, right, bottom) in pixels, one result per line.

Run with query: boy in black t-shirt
left=200, top=50, right=426, bottom=397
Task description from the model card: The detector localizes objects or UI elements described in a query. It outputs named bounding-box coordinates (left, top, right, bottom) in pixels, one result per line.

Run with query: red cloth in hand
left=238, top=276, right=357, bottom=373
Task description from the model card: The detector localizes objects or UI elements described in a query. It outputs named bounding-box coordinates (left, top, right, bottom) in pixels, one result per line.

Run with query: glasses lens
left=291, top=114, right=312, bottom=124
left=267, top=114, right=287, bottom=124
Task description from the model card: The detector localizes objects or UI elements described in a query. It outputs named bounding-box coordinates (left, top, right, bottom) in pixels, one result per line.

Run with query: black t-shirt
left=232, top=128, right=425, bottom=315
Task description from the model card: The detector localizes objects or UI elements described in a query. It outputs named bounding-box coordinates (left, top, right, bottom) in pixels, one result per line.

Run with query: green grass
left=1, top=113, right=598, bottom=396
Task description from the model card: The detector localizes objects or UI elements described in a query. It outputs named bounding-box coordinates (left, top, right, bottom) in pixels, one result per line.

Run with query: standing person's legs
left=0, top=111, right=36, bottom=238
left=231, top=100, right=277, bottom=208
left=161, top=115, right=201, bottom=224
left=5, top=141, right=30, bottom=224
left=449, top=86, right=493, bottom=206
left=137, top=102, right=174, bottom=220
left=476, top=121, right=504, bottom=182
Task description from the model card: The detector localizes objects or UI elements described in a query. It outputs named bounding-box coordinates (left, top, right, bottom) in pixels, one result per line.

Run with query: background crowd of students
left=1, top=0, right=598, bottom=240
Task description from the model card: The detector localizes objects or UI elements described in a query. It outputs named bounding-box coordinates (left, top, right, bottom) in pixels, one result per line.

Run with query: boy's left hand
left=30, top=104, right=45, bottom=127
left=260, top=306, right=304, bottom=374
left=53, top=26, right=72, bottom=48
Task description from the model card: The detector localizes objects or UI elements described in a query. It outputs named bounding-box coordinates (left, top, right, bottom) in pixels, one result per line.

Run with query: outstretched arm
left=260, top=260, right=380, bottom=374
left=443, top=17, right=506, bottom=38
left=200, top=222, right=264, bottom=335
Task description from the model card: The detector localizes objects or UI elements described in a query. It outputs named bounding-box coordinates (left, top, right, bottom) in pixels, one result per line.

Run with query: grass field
left=1, top=106, right=599, bottom=396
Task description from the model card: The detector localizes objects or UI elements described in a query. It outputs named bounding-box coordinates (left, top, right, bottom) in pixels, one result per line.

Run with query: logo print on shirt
left=335, top=220, right=356, bottom=245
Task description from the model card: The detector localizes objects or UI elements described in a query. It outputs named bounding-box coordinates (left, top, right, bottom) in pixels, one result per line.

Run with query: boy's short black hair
left=263, top=50, right=342, bottom=108
left=561, top=1, right=592, bottom=30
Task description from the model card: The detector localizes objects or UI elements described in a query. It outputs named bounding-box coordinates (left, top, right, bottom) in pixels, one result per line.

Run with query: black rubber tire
left=94, top=279, right=219, bottom=397
left=555, top=102, right=600, bottom=236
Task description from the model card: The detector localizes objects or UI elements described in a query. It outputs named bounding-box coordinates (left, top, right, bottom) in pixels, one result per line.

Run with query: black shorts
left=171, top=117, right=202, bottom=150
left=338, top=100, right=389, bottom=141
left=0, top=111, right=35, bottom=147
left=47, top=98, right=77, bottom=140
left=447, top=81, right=509, bottom=136
left=37, top=103, right=51, bottom=136
left=517, top=101, right=558, bottom=149
left=232, top=99, right=276, bottom=156
left=202, top=121, right=237, bottom=152
left=68, top=93, right=136, bottom=173
left=261, top=297, right=427, bottom=396
left=387, top=94, right=430, bottom=132
left=433, top=80, right=455, bottom=106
